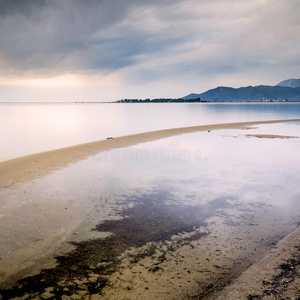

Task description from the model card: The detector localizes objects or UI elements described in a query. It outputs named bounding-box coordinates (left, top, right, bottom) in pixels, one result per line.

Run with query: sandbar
left=246, top=134, right=299, bottom=139
left=1, top=119, right=300, bottom=190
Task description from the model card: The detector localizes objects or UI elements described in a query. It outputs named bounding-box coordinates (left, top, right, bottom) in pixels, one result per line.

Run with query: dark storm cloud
left=0, top=0, right=184, bottom=76
left=0, top=0, right=300, bottom=88
left=0, top=0, right=47, bottom=15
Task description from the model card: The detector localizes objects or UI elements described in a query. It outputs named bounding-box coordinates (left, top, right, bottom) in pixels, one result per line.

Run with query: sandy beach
left=1, top=119, right=300, bottom=299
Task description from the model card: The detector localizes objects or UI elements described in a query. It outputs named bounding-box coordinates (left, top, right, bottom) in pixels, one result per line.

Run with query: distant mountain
left=183, top=80, right=300, bottom=102
left=277, top=78, right=300, bottom=88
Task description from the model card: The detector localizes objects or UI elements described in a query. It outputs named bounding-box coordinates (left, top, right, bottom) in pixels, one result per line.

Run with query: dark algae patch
left=0, top=191, right=230, bottom=299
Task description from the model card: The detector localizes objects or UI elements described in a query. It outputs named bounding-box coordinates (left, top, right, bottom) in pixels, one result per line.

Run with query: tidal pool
left=0, top=122, right=300, bottom=299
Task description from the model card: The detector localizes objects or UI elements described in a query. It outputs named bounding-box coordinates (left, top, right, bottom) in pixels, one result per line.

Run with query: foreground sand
left=214, top=226, right=300, bottom=299
left=1, top=119, right=300, bottom=191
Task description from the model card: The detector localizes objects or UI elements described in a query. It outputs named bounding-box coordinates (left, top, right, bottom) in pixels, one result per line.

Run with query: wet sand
left=214, top=226, right=300, bottom=299
left=1, top=119, right=300, bottom=190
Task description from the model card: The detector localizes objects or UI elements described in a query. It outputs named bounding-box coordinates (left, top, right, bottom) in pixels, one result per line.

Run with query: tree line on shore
left=116, top=97, right=205, bottom=103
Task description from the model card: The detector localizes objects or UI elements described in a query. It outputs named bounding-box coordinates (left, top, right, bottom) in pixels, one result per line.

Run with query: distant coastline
left=73, top=99, right=300, bottom=104
left=115, top=97, right=204, bottom=103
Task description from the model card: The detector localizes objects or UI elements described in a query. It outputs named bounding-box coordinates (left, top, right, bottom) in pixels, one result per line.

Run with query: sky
left=0, top=0, right=300, bottom=102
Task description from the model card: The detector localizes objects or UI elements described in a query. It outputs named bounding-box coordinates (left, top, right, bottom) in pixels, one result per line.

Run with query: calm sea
left=1, top=102, right=300, bottom=162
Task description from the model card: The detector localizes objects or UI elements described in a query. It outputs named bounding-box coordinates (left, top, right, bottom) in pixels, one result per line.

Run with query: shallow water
left=0, top=122, right=300, bottom=298
left=1, top=102, right=300, bottom=161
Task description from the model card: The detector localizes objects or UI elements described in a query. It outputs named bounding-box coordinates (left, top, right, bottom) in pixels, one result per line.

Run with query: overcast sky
left=0, top=0, right=299, bottom=102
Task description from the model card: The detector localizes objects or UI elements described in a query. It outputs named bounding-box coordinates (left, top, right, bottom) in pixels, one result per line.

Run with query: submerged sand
left=1, top=119, right=300, bottom=190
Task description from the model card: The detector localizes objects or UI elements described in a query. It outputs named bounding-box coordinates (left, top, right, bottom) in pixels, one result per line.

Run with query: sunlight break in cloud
left=1, top=74, right=86, bottom=88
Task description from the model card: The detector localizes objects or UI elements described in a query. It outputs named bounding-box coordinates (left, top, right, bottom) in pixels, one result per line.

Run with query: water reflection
left=90, top=122, right=300, bottom=208
left=0, top=122, right=300, bottom=298
left=193, top=102, right=300, bottom=119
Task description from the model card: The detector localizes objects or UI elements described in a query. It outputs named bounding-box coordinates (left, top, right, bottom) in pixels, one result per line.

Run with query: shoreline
left=214, top=225, right=300, bottom=299
left=1, top=118, right=300, bottom=190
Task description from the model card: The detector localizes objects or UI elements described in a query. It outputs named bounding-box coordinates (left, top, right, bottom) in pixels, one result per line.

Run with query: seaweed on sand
left=247, top=245, right=300, bottom=299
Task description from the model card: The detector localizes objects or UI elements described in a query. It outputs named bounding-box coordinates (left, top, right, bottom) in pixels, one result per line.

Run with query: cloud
left=0, top=0, right=300, bottom=100
left=0, top=0, right=184, bottom=75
